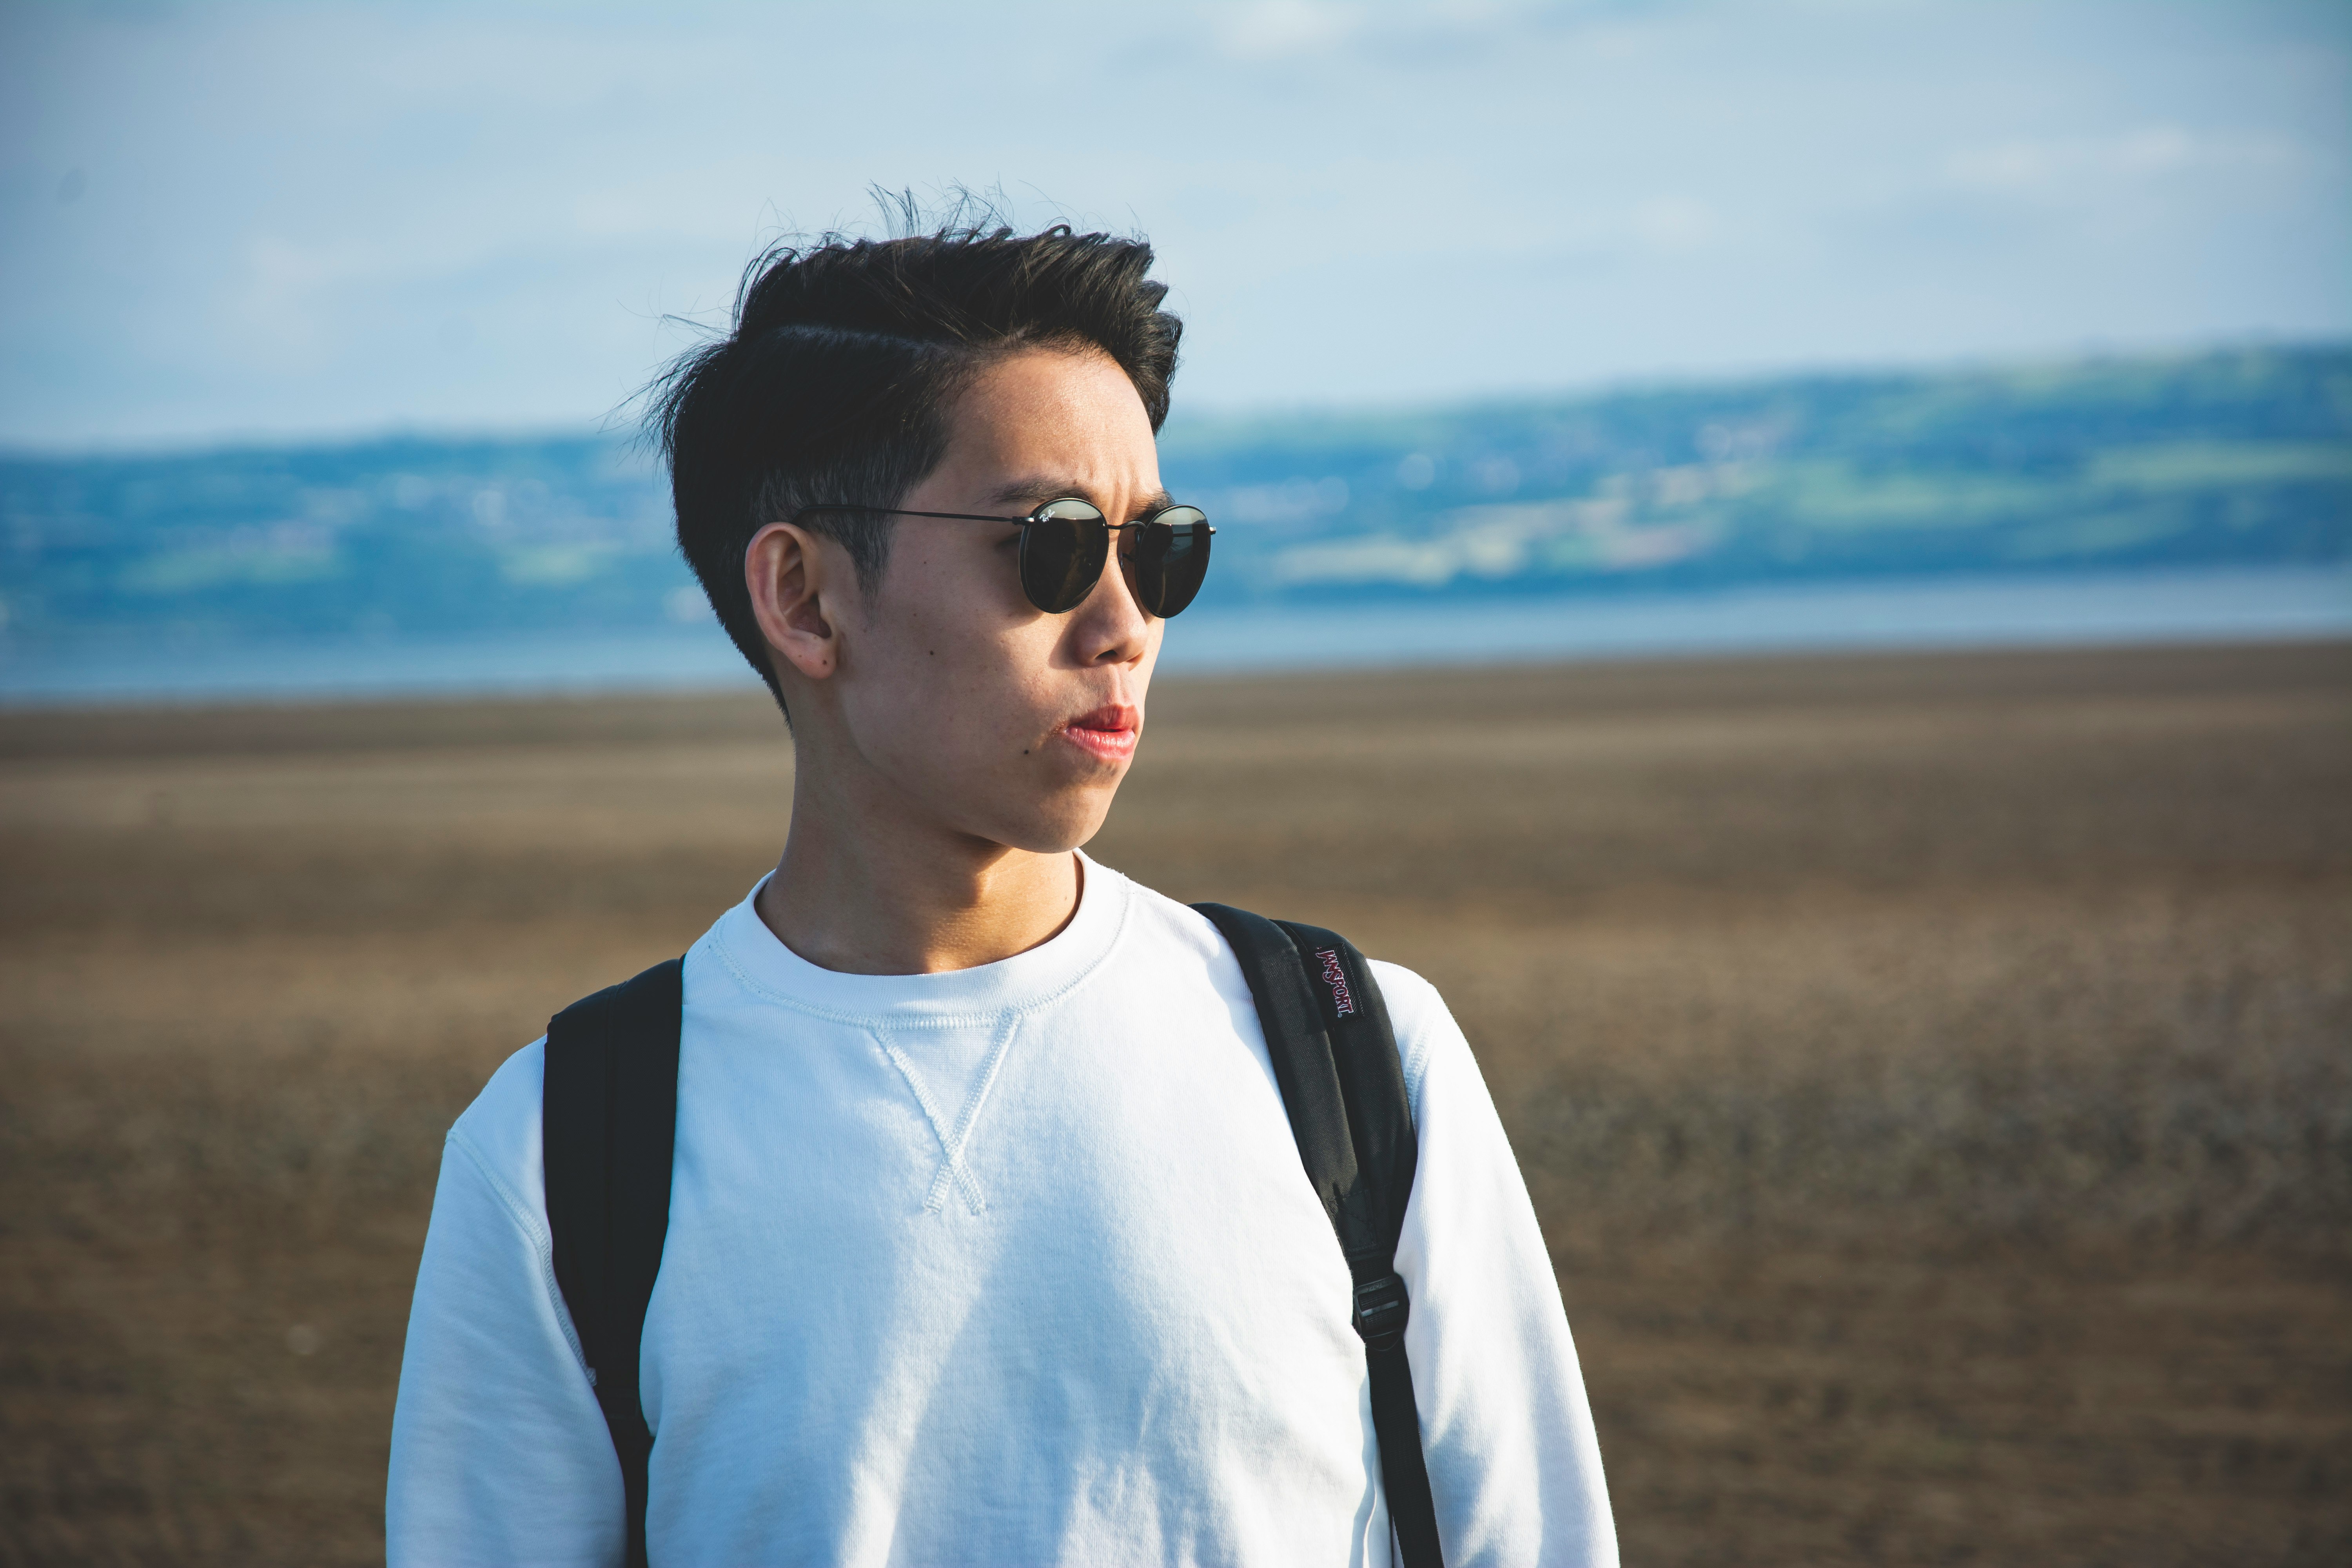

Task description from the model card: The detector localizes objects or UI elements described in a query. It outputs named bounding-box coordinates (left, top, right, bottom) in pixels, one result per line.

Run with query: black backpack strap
left=1193, top=904, right=1446, bottom=1568
left=543, top=957, right=683, bottom=1568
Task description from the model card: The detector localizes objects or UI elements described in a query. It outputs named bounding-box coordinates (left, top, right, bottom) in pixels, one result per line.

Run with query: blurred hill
left=1175, top=343, right=2352, bottom=602
left=3, top=343, right=2345, bottom=648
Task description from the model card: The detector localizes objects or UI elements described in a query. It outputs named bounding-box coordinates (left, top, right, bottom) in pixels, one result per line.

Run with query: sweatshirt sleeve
left=386, top=1041, right=628, bottom=1568
left=1372, top=960, right=1620, bottom=1568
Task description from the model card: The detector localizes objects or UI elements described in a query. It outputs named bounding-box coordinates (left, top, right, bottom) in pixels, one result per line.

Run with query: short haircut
left=649, top=220, right=1183, bottom=704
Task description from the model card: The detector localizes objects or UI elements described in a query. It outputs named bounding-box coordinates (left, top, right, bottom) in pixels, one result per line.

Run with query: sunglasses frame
left=793, top=496, right=1215, bottom=618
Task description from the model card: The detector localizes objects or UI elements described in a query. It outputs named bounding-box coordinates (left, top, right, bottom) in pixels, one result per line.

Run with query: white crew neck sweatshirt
left=388, top=855, right=1616, bottom=1566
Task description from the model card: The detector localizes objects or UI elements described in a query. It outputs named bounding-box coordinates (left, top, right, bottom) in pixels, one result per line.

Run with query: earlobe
left=745, top=523, right=842, bottom=682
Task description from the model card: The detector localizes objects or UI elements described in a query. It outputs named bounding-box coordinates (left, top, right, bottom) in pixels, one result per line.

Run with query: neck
left=755, top=764, right=1082, bottom=977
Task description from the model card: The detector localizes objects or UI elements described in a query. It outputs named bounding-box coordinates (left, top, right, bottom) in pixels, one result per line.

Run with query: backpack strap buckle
left=1352, top=1272, right=1411, bottom=1353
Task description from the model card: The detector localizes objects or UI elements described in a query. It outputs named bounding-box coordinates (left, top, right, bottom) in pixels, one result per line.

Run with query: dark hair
left=648, top=219, right=1183, bottom=704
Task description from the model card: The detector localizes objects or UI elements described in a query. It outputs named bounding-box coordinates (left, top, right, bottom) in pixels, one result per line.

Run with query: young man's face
left=793, top=347, right=1169, bottom=856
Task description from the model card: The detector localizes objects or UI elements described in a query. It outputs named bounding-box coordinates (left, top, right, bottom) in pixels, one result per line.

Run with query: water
left=3, top=566, right=2346, bottom=707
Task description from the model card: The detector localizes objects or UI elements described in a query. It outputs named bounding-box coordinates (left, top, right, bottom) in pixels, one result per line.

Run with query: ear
left=745, top=521, right=850, bottom=683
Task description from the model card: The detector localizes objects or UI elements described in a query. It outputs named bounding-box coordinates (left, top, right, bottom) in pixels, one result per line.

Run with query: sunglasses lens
left=1020, top=498, right=1111, bottom=613
left=1123, top=506, right=1212, bottom=618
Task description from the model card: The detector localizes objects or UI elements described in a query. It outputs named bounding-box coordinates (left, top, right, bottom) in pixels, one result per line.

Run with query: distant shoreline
left=3, top=563, right=2346, bottom=710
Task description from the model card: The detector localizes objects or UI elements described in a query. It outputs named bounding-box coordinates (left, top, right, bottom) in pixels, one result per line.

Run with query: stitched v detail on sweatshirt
left=876, top=1016, right=1020, bottom=1216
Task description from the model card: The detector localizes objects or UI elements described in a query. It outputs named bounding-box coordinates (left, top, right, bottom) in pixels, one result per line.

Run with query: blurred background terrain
left=4, top=643, right=2347, bottom=1564
left=3, top=0, right=2349, bottom=1563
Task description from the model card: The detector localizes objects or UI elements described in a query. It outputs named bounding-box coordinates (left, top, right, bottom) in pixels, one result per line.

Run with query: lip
left=1058, top=703, right=1142, bottom=764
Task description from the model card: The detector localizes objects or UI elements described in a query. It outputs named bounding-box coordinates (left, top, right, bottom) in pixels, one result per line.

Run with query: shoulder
left=443, top=1038, right=550, bottom=1226
left=1095, top=870, right=1260, bottom=1005
left=1365, top=959, right=1465, bottom=1121
left=1109, top=865, right=1468, bottom=1118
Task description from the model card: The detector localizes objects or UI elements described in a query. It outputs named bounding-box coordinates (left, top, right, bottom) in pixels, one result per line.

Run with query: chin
left=1009, top=794, right=1118, bottom=857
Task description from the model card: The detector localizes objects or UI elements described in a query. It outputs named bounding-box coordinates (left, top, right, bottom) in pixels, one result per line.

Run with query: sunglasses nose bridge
left=1058, top=528, right=1149, bottom=624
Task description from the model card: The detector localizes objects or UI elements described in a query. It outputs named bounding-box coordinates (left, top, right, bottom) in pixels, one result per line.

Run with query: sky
left=2, top=0, right=2346, bottom=450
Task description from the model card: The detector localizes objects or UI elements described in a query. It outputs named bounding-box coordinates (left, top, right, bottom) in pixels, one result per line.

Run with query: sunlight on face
left=827, top=347, right=1167, bottom=855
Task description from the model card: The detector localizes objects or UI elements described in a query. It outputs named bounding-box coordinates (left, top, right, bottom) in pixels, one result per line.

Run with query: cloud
left=1212, top=0, right=1364, bottom=62
left=1201, top=0, right=1637, bottom=68
left=1944, top=125, right=2300, bottom=196
left=1630, top=195, right=1719, bottom=254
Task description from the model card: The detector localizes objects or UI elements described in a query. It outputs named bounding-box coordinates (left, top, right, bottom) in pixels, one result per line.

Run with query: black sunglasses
left=795, top=496, right=1214, bottom=618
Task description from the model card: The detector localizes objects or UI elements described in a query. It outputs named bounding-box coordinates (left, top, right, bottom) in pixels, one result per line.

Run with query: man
left=387, top=221, right=1616, bottom=1565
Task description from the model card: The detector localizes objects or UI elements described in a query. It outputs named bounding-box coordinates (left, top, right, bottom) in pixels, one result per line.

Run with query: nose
left=1067, top=525, right=1153, bottom=666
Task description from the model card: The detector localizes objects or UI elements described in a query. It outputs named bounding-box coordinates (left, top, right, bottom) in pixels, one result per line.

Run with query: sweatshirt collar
left=704, top=850, right=1131, bottom=1024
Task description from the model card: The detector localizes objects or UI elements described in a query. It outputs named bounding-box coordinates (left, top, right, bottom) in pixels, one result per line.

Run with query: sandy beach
left=4, top=640, right=2347, bottom=1565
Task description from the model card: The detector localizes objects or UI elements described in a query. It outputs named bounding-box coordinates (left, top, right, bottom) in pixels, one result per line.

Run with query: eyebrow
left=982, top=475, right=1178, bottom=520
